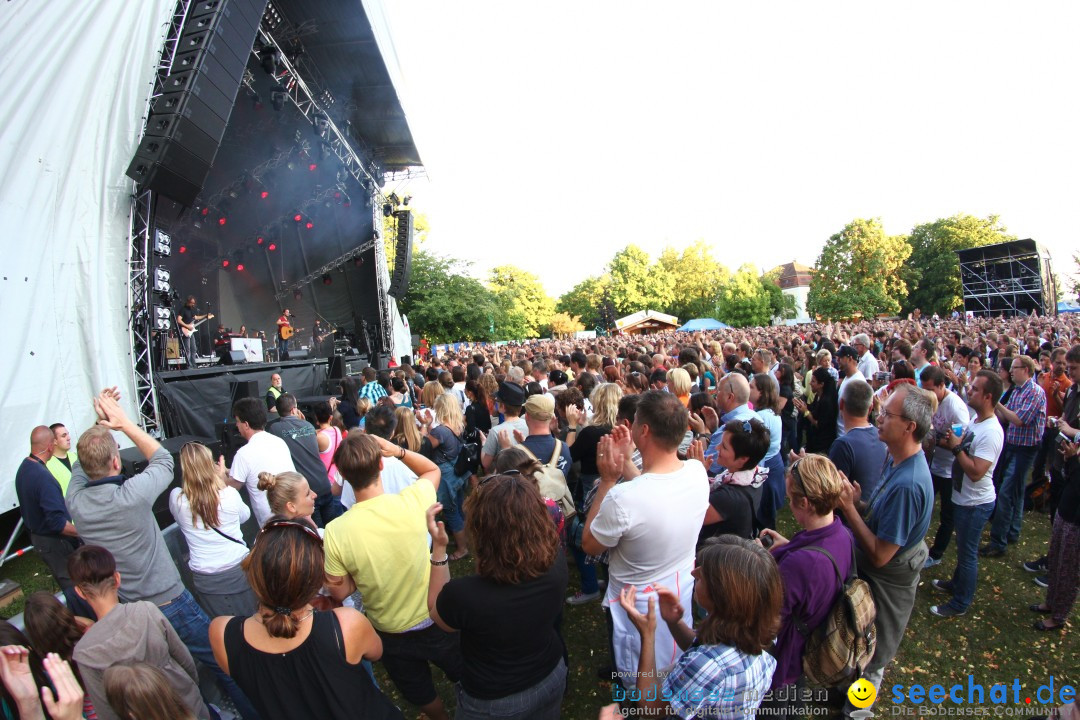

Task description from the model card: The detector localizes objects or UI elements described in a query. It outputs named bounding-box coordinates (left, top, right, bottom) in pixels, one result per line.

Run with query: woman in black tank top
left=209, top=517, right=402, bottom=720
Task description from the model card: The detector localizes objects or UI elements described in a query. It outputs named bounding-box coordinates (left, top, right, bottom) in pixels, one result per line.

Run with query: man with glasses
left=837, top=383, right=933, bottom=708
left=67, top=389, right=258, bottom=719
left=981, top=355, right=1046, bottom=558
left=702, top=373, right=756, bottom=474
left=929, top=369, right=1005, bottom=618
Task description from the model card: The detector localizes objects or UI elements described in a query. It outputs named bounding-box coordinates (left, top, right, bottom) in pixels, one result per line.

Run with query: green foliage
left=716, top=264, right=773, bottom=327
left=607, top=244, right=675, bottom=316
left=557, top=275, right=610, bottom=329
left=902, top=214, right=1016, bottom=315
left=487, top=265, right=556, bottom=340
left=548, top=312, right=585, bottom=338
left=807, top=218, right=911, bottom=320
left=658, top=240, right=730, bottom=320
left=396, top=250, right=498, bottom=343
left=760, top=270, right=797, bottom=321
left=382, top=211, right=430, bottom=275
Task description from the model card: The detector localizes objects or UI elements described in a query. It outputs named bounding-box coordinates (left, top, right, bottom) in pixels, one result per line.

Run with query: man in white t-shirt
left=930, top=369, right=1005, bottom=617
left=835, top=346, right=866, bottom=438
left=853, top=333, right=879, bottom=381
left=582, top=390, right=708, bottom=687
left=922, top=365, right=977, bottom=568
left=227, top=398, right=295, bottom=526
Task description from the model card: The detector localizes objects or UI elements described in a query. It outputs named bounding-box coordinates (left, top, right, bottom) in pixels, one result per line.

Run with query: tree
left=715, top=264, right=773, bottom=328
left=396, top=250, right=498, bottom=343
left=487, top=265, right=556, bottom=340
left=902, top=214, right=1016, bottom=316
left=608, top=245, right=675, bottom=316
left=557, top=275, right=610, bottom=329
left=657, top=240, right=730, bottom=320
left=807, top=218, right=911, bottom=320
left=760, top=269, right=798, bottom=322
left=382, top=211, right=431, bottom=276
left=548, top=312, right=585, bottom=338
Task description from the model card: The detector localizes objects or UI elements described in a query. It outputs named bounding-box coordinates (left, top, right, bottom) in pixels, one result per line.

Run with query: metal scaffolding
left=957, top=240, right=1056, bottom=317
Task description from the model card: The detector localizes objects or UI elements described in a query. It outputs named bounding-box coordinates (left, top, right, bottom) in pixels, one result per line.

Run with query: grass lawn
left=1, top=505, right=1071, bottom=718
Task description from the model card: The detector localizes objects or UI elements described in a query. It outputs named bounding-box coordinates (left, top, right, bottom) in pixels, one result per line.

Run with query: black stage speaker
left=228, top=350, right=247, bottom=365
left=328, top=355, right=345, bottom=379
left=400, top=355, right=412, bottom=367
left=375, top=352, right=392, bottom=371
left=119, top=435, right=220, bottom=529
left=388, top=209, right=414, bottom=298
left=230, top=379, right=259, bottom=403
left=126, top=0, right=268, bottom=205
left=215, top=421, right=245, bottom=466
left=289, top=349, right=309, bottom=360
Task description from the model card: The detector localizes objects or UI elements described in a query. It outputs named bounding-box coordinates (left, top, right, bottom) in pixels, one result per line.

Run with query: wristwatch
left=951, top=445, right=963, bottom=456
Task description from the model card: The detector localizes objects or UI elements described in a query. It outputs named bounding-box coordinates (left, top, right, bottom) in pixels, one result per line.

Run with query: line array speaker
left=388, top=209, right=414, bottom=298
left=126, top=0, right=269, bottom=206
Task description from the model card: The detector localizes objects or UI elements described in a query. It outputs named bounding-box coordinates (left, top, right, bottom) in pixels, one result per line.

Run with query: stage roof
left=276, top=0, right=422, bottom=170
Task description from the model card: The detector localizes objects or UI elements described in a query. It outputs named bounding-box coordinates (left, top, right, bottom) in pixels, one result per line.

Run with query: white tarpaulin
left=0, top=0, right=175, bottom=512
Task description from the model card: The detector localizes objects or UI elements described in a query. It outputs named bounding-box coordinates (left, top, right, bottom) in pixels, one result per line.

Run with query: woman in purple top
left=758, top=455, right=855, bottom=702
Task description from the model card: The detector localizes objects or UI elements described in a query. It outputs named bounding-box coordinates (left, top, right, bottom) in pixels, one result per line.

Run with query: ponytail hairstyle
left=257, top=471, right=309, bottom=517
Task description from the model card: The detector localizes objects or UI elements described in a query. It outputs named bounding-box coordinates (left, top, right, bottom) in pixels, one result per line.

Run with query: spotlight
left=322, top=274, right=332, bottom=285
left=372, top=229, right=380, bottom=240
left=236, top=262, right=245, bottom=272
left=308, top=163, right=317, bottom=172
left=218, top=217, right=226, bottom=226
left=152, top=305, right=173, bottom=331
left=268, top=243, right=277, bottom=251
left=153, top=267, right=171, bottom=293
left=389, top=192, right=401, bottom=206
left=260, top=190, right=270, bottom=199
left=179, top=245, right=187, bottom=253
left=256, top=236, right=265, bottom=246
left=294, top=289, right=302, bottom=301
left=201, top=208, right=210, bottom=216
left=382, top=203, right=393, bottom=217
left=153, top=229, right=172, bottom=256
left=305, top=221, right=314, bottom=230
left=402, top=195, right=411, bottom=206
left=294, top=213, right=303, bottom=222
left=271, top=84, right=287, bottom=111
left=312, top=112, right=329, bottom=138
left=222, top=259, right=230, bottom=268
left=260, top=45, right=279, bottom=76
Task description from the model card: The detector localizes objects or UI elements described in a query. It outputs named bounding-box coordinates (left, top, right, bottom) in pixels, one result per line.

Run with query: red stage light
left=236, top=263, right=245, bottom=272
left=334, top=192, right=341, bottom=199
left=308, top=163, right=317, bottom=172
left=260, top=190, right=269, bottom=199
left=179, top=245, right=187, bottom=253
left=305, top=221, right=314, bottom=229
left=256, top=236, right=265, bottom=246
left=294, top=214, right=302, bottom=222
left=201, top=208, right=209, bottom=216
left=222, top=259, right=230, bottom=268
left=218, top=217, right=226, bottom=226
left=268, top=243, right=277, bottom=251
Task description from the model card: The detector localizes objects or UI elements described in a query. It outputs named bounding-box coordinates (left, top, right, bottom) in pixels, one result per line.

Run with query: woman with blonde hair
left=666, top=367, right=692, bottom=407
left=257, top=471, right=317, bottom=524
left=103, top=662, right=197, bottom=720
left=422, top=393, right=470, bottom=560
left=758, top=455, right=855, bottom=704
left=391, top=406, right=422, bottom=452
left=419, top=379, right=444, bottom=411
left=170, top=442, right=255, bottom=617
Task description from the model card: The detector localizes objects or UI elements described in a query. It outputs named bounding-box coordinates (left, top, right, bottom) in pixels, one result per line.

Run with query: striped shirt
left=1004, top=378, right=1046, bottom=447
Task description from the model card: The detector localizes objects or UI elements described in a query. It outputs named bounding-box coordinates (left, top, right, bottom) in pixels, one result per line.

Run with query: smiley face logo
left=847, top=678, right=877, bottom=708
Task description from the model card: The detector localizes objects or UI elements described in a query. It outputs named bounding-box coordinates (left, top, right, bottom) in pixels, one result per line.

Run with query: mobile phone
left=760, top=533, right=774, bottom=549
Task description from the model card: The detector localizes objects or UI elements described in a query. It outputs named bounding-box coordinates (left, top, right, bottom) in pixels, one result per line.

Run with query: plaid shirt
left=1005, top=378, right=1046, bottom=447
left=359, top=380, right=388, bottom=404
left=662, top=641, right=776, bottom=719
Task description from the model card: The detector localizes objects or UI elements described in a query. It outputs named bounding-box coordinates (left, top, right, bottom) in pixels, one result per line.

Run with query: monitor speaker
left=328, top=355, right=345, bottom=379
left=229, top=380, right=259, bottom=402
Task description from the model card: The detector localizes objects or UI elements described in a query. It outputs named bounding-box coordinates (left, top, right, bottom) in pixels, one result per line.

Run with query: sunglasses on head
left=259, top=518, right=322, bottom=544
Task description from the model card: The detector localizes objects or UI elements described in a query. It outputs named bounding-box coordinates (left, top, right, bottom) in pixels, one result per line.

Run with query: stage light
left=218, top=217, right=227, bottom=226
left=382, top=203, right=393, bottom=217
left=179, top=245, right=187, bottom=253
left=319, top=141, right=332, bottom=160
left=153, top=229, right=172, bottom=256
left=353, top=256, right=363, bottom=267
left=153, top=267, right=171, bottom=293
left=236, top=262, right=245, bottom=271
left=260, top=45, right=279, bottom=76
left=322, top=274, right=332, bottom=285
left=222, top=259, right=230, bottom=268
left=256, top=236, right=265, bottom=246
left=268, top=243, right=277, bottom=251
left=152, top=305, right=173, bottom=331
left=294, top=289, right=302, bottom=301
left=261, top=190, right=269, bottom=199
left=294, top=213, right=303, bottom=222
left=201, top=208, right=210, bottom=216
left=403, top=195, right=411, bottom=206
left=305, top=221, right=314, bottom=230
left=271, top=85, right=286, bottom=111
left=312, top=112, right=329, bottom=138
left=308, top=163, right=317, bottom=172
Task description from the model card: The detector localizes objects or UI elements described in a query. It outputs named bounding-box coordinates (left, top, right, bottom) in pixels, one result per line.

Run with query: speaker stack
left=126, top=0, right=269, bottom=205
left=388, top=210, right=414, bottom=298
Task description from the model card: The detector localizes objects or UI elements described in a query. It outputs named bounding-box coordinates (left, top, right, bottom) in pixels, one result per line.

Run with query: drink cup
left=951, top=423, right=964, bottom=438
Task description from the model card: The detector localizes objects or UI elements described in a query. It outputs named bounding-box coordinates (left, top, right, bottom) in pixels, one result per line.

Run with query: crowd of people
left=9, top=312, right=1080, bottom=719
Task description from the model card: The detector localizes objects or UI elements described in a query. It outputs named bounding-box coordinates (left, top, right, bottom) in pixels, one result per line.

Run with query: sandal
left=1029, top=604, right=1051, bottom=614
left=449, top=549, right=469, bottom=562
left=1032, top=619, right=1061, bottom=631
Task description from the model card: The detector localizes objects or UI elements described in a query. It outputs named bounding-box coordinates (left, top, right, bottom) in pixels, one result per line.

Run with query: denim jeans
left=159, top=589, right=260, bottom=720
left=312, top=492, right=343, bottom=528
left=455, top=658, right=566, bottom=720
left=277, top=337, right=289, bottom=360
left=571, top=545, right=599, bottom=595
left=757, top=453, right=787, bottom=531
left=946, top=501, right=995, bottom=612
left=988, top=444, right=1038, bottom=550
left=436, top=461, right=467, bottom=534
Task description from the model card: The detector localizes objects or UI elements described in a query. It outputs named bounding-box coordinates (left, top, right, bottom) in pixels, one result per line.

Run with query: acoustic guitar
left=279, top=325, right=304, bottom=340
left=180, top=314, right=215, bottom=338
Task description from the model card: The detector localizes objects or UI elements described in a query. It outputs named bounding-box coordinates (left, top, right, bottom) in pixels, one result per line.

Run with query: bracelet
left=951, top=445, right=963, bottom=456
left=567, top=427, right=578, bottom=433
left=399, top=446, right=406, bottom=459
left=430, top=555, right=449, bottom=566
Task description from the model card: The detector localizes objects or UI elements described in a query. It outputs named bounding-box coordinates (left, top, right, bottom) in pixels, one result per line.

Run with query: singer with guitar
left=177, top=296, right=214, bottom=369
left=276, top=308, right=299, bottom=361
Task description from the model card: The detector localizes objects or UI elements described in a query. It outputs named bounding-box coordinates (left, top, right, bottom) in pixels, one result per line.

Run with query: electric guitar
left=279, top=325, right=304, bottom=340
left=180, top=314, right=215, bottom=338
left=316, top=326, right=338, bottom=343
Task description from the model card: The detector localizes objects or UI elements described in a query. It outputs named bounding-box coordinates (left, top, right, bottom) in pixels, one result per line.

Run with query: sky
left=378, top=1, right=1080, bottom=299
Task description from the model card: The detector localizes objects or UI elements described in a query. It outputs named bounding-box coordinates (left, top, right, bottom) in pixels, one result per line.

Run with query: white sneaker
left=566, top=591, right=601, bottom=606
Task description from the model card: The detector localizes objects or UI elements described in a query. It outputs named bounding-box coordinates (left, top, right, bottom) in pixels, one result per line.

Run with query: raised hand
left=425, top=503, right=449, bottom=549
left=0, top=645, right=41, bottom=715
left=597, top=434, right=626, bottom=482
left=701, top=406, right=720, bottom=432
left=688, top=412, right=706, bottom=435
left=512, top=428, right=526, bottom=444
left=687, top=438, right=706, bottom=465
left=652, top=583, right=685, bottom=624
left=608, top=424, right=633, bottom=455
left=566, top=404, right=584, bottom=428
left=618, top=586, right=656, bottom=639
left=839, top=478, right=862, bottom=512
left=93, top=390, right=130, bottom=431
left=40, top=653, right=84, bottom=720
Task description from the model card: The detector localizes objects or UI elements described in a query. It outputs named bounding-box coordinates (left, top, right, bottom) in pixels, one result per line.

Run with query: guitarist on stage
left=177, top=295, right=213, bottom=369
left=276, top=308, right=293, bottom=360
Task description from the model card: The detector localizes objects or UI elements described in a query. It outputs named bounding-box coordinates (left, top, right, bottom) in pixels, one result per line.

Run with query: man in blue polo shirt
left=703, top=373, right=756, bottom=475
left=838, top=383, right=933, bottom=709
